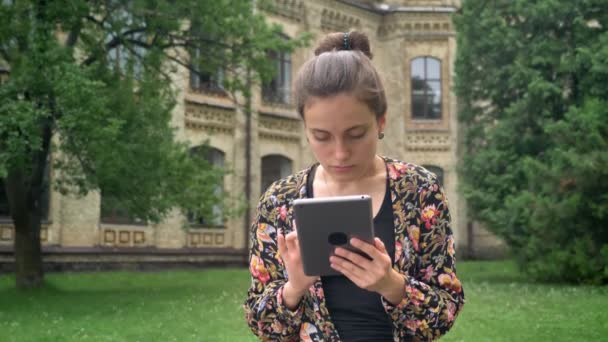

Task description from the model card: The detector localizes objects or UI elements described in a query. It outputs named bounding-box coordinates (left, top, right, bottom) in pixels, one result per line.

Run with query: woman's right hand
left=277, top=226, right=318, bottom=309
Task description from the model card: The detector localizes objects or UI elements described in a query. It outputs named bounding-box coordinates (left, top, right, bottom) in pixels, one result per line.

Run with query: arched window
left=189, top=146, right=225, bottom=227
left=261, top=155, right=292, bottom=193
left=104, top=6, right=146, bottom=78
left=422, top=165, right=444, bottom=187
left=262, top=34, right=292, bottom=104
left=411, top=57, right=441, bottom=119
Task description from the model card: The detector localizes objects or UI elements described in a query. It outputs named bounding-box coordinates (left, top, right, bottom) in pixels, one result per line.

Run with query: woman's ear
left=377, top=114, right=387, bottom=133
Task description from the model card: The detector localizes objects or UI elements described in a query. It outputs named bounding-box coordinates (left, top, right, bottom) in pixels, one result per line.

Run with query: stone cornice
left=262, top=0, right=306, bottom=23
left=378, top=11, right=454, bottom=39
left=258, top=112, right=302, bottom=143
left=321, top=7, right=363, bottom=32
left=404, top=131, right=451, bottom=151
left=184, top=101, right=236, bottom=135
left=312, top=0, right=381, bottom=28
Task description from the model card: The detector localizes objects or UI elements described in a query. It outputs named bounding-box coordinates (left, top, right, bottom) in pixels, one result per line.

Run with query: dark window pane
left=428, top=81, right=441, bottom=104
left=411, top=57, right=442, bottom=120
left=263, top=36, right=292, bottom=105
left=261, top=155, right=292, bottom=193
left=412, top=95, right=427, bottom=119
left=422, top=165, right=444, bottom=186
left=188, top=146, right=225, bottom=227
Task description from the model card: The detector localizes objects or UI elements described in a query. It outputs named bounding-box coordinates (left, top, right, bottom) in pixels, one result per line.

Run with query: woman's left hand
left=330, top=237, right=405, bottom=304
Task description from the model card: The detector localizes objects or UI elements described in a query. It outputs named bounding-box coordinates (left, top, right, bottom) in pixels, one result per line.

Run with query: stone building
left=0, top=0, right=503, bottom=270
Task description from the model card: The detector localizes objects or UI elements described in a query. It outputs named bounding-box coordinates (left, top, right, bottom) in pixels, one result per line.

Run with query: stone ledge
left=0, top=246, right=248, bottom=273
left=0, top=245, right=244, bottom=256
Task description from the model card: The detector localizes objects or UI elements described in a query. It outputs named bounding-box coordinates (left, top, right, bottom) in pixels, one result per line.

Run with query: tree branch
left=65, top=22, right=83, bottom=48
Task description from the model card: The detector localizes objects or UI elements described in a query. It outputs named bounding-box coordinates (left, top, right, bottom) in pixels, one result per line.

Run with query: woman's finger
left=350, top=237, right=384, bottom=259
left=277, top=229, right=287, bottom=257
left=285, top=231, right=299, bottom=255
left=333, top=248, right=372, bottom=268
left=330, top=258, right=365, bottom=286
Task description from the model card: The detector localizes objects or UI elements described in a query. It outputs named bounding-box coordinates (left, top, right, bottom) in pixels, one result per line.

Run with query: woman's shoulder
left=259, top=164, right=314, bottom=207
left=383, top=156, right=440, bottom=187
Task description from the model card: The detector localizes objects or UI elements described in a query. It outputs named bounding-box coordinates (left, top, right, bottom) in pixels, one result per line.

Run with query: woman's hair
left=293, top=31, right=387, bottom=119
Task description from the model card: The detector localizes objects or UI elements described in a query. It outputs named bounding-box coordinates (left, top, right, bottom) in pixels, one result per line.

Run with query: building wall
left=0, top=0, right=505, bottom=263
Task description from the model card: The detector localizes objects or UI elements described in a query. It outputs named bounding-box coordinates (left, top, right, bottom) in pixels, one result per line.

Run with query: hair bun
left=314, top=31, right=373, bottom=59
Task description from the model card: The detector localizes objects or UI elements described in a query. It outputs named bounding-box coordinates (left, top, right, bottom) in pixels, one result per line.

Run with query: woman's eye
left=313, top=134, right=330, bottom=141
left=348, top=131, right=366, bottom=139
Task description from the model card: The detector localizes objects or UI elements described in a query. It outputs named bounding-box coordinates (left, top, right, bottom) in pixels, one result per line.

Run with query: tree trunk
left=14, top=215, right=43, bottom=289
left=5, top=170, right=44, bottom=289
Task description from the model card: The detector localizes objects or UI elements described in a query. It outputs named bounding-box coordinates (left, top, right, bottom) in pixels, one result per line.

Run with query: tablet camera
left=328, top=232, right=348, bottom=246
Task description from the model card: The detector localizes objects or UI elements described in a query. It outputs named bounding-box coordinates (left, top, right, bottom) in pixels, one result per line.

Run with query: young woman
left=244, top=31, right=465, bottom=341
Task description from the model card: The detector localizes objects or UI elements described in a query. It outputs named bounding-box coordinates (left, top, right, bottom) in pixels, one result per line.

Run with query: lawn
left=0, top=261, right=607, bottom=341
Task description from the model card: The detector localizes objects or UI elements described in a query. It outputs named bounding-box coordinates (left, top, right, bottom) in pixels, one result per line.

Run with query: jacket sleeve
left=243, top=192, right=304, bottom=341
left=382, top=180, right=465, bottom=341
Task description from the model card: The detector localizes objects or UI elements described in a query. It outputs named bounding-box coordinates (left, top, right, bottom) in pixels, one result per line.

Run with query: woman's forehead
left=303, top=94, right=375, bottom=122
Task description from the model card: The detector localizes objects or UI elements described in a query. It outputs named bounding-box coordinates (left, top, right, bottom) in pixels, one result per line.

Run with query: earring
left=378, top=132, right=385, bottom=140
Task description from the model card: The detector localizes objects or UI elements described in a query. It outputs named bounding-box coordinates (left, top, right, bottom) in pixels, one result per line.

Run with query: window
left=411, top=57, right=441, bottom=119
left=100, top=195, right=143, bottom=225
left=422, top=165, right=444, bottom=187
left=189, top=146, right=225, bottom=227
left=189, top=46, right=225, bottom=94
left=261, top=155, right=292, bottom=193
left=262, top=35, right=291, bottom=105
left=105, top=6, right=146, bottom=78
left=0, top=160, right=51, bottom=221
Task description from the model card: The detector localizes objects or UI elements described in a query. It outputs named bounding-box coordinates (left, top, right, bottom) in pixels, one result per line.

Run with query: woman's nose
left=334, top=140, right=350, bottom=161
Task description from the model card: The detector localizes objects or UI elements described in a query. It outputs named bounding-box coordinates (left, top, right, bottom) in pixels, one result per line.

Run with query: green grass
left=1, top=261, right=607, bottom=341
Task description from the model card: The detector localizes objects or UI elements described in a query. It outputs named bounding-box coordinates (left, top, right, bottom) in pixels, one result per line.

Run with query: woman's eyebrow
left=310, top=125, right=368, bottom=134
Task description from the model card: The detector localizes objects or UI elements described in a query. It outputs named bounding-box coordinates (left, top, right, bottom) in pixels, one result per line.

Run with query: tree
left=0, top=0, right=308, bottom=289
left=454, top=0, right=608, bottom=284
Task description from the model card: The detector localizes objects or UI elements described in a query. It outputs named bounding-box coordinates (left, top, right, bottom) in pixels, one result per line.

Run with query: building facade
left=0, top=0, right=504, bottom=270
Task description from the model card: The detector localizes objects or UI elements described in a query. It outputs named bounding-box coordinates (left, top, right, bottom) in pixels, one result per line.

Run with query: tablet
left=293, top=195, right=375, bottom=276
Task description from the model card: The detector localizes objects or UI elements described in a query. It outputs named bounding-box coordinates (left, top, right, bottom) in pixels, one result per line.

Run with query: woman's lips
left=331, top=165, right=354, bottom=173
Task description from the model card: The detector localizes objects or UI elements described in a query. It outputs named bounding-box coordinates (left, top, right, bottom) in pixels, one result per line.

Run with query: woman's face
left=303, top=93, right=386, bottom=182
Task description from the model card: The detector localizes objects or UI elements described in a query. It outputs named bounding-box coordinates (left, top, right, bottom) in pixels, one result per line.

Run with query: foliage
left=0, top=0, right=309, bottom=288
left=454, top=0, right=608, bottom=284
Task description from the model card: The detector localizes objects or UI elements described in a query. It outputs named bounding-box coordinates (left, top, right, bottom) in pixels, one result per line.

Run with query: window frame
left=187, top=146, right=225, bottom=228
left=411, top=56, right=442, bottom=120
left=262, top=34, right=292, bottom=105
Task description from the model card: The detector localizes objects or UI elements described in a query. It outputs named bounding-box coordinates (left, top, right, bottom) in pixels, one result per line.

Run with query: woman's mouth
left=331, top=165, right=354, bottom=173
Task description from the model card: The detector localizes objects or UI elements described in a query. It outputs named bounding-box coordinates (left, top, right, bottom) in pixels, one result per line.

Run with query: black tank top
left=306, top=164, right=395, bottom=342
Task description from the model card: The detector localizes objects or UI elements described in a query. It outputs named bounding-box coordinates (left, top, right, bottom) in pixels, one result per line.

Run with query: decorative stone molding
left=184, top=101, right=236, bottom=135
left=404, top=131, right=451, bottom=151
left=187, top=229, right=226, bottom=247
left=321, top=8, right=362, bottom=32
left=258, top=113, right=302, bottom=143
left=0, top=224, right=49, bottom=244
left=101, top=227, right=148, bottom=247
left=263, top=0, right=305, bottom=22
left=378, top=13, right=453, bottom=39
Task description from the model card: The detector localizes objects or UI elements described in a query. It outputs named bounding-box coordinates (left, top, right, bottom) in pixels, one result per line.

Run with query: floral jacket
left=244, top=157, right=465, bottom=341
